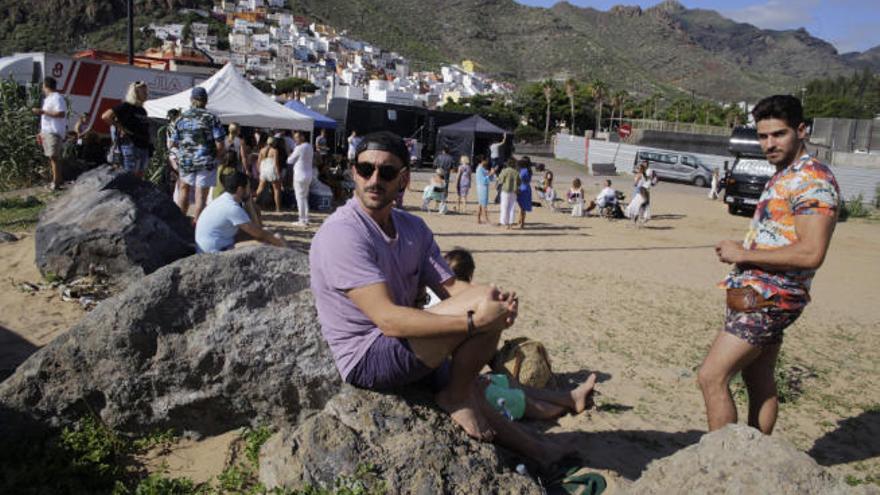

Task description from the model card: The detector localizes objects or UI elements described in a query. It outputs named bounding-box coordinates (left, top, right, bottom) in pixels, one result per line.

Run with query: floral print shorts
left=724, top=307, right=802, bottom=347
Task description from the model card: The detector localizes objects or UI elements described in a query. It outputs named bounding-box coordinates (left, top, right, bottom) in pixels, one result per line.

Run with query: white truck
left=0, top=52, right=207, bottom=135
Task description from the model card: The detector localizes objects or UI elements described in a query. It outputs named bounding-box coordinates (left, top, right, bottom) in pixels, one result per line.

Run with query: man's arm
left=239, top=222, right=287, bottom=248
left=717, top=214, right=836, bottom=271
left=286, top=144, right=300, bottom=165
left=347, top=282, right=513, bottom=339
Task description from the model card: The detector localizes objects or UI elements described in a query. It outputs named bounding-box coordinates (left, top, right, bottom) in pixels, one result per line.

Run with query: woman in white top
left=286, top=131, right=315, bottom=226
left=255, top=136, right=283, bottom=213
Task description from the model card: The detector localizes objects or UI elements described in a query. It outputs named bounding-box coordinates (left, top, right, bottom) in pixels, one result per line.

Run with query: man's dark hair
left=222, top=170, right=249, bottom=193
left=751, top=95, right=804, bottom=129
left=442, top=147, right=450, bottom=154
left=444, top=248, right=475, bottom=283
left=43, top=77, right=57, bottom=91
left=605, top=179, right=612, bottom=186
left=355, top=131, right=410, bottom=168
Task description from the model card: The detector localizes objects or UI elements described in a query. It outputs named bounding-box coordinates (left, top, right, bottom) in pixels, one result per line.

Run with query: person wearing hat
left=310, top=132, right=543, bottom=460
left=170, top=86, right=226, bottom=223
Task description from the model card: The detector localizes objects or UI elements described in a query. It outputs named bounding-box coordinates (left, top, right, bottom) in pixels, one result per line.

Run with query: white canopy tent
left=144, top=63, right=313, bottom=132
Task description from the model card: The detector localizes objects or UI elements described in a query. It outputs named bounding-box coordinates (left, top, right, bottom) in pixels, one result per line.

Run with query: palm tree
left=542, top=80, right=555, bottom=144
left=564, top=78, right=577, bottom=134
left=590, top=80, right=607, bottom=132
left=611, top=90, right=629, bottom=128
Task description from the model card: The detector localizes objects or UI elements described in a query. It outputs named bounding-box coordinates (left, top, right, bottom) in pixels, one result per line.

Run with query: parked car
left=724, top=127, right=776, bottom=215
left=632, top=150, right=713, bottom=187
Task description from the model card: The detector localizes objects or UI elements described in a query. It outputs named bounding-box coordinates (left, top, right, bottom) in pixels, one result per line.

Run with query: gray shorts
left=40, top=132, right=62, bottom=158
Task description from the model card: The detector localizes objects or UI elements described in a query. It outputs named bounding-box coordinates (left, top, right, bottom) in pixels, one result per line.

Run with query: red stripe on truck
left=70, top=62, right=102, bottom=96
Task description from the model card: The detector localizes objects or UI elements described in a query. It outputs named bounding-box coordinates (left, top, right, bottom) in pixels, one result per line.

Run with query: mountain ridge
left=0, top=0, right=874, bottom=101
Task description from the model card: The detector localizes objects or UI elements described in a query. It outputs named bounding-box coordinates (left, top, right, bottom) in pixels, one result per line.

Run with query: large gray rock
left=35, top=166, right=194, bottom=284
left=0, top=246, right=340, bottom=435
left=260, top=384, right=542, bottom=494
left=627, top=424, right=878, bottom=495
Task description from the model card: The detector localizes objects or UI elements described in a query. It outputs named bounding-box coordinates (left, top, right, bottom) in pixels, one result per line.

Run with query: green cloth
left=498, top=168, right=520, bottom=193
left=484, top=374, right=526, bottom=420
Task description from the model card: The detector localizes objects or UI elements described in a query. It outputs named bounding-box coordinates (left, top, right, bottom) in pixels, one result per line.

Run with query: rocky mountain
left=292, top=0, right=866, bottom=101
left=843, top=45, right=880, bottom=73
left=0, top=0, right=873, bottom=101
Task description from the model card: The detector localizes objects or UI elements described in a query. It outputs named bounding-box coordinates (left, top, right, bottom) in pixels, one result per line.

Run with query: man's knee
left=697, top=363, right=728, bottom=392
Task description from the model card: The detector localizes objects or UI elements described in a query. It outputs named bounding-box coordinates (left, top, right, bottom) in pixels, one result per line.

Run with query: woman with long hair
left=101, top=81, right=151, bottom=178
left=255, top=135, right=283, bottom=213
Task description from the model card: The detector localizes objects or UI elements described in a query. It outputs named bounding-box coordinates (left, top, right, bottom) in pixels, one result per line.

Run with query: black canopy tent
left=435, top=115, right=511, bottom=163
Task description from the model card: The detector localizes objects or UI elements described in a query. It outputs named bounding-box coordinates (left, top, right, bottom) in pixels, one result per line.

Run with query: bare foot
left=435, top=389, right=495, bottom=441
left=571, top=373, right=598, bottom=414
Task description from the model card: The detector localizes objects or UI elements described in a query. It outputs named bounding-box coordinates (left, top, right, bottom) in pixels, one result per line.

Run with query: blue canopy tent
left=283, top=100, right=337, bottom=130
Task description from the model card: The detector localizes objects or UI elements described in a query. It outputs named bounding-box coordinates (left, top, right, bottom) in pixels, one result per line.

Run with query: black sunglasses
left=354, top=162, right=403, bottom=181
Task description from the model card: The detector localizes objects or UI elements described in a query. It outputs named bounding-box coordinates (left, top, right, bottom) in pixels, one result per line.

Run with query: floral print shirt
left=722, top=154, right=840, bottom=310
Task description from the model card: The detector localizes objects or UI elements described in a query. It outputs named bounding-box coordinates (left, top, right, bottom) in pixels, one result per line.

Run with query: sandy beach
left=1, top=157, right=878, bottom=486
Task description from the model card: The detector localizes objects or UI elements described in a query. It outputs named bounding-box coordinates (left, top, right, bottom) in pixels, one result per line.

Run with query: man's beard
left=357, top=183, right=396, bottom=209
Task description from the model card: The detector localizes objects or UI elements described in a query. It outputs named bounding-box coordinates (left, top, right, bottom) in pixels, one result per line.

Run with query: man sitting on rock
left=195, top=171, right=287, bottom=253
left=310, top=132, right=572, bottom=467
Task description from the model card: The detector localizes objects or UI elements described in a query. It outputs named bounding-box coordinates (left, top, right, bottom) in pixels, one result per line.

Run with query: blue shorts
left=120, top=143, right=150, bottom=174
left=346, top=334, right=451, bottom=392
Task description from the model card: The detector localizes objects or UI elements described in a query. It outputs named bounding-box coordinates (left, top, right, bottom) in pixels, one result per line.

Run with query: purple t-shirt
left=309, top=198, right=454, bottom=380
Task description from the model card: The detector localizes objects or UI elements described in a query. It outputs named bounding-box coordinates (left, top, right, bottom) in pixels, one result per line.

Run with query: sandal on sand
left=560, top=467, right=606, bottom=495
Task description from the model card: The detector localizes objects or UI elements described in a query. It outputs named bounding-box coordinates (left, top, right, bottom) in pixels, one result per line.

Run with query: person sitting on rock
left=195, top=171, right=287, bottom=253
left=310, top=131, right=575, bottom=470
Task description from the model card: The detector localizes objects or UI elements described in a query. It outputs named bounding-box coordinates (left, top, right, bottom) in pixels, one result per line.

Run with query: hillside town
left=145, top=0, right=513, bottom=111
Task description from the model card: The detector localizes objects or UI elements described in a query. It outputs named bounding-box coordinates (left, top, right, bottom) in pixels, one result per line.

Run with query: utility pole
left=127, top=0, right=135, bottom=65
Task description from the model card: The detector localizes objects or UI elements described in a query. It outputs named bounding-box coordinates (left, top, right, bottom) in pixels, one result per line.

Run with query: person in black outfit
left=102, top=81, right=152, bottom=178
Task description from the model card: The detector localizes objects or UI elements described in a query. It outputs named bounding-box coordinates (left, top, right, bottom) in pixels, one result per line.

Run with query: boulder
left=0, top=231, right=18, bottom=243
left=627, top=424, right=878, bottom=495
left=259, top=385, right=542, bottom=494
left=0, top=246, right=341, bottom=435
left=35, top=166, right=194, bottom=284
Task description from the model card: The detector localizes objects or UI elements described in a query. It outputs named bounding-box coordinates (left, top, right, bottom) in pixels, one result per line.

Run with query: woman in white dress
left=625, top=162, right=654, bottom=225
left=254, top=136, right=283, bottom=213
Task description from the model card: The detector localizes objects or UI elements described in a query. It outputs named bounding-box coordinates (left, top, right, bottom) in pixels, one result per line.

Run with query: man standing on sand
left=698, top=95, right=840, bottom=435
left=170, top=87, right=225, bottom=223
left=309, top=132, right=579, bottom=467
left=32, top=77, right=67, bottom=190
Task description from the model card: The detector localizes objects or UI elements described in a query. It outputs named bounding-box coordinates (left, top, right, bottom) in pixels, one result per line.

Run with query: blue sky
left=515, top=0, right=880, bottom=53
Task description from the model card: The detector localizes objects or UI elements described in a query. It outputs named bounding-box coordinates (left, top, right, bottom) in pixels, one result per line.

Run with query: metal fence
left=626, top=119, right=731, bottom=137
left=811, top=118, right=879, bottom=153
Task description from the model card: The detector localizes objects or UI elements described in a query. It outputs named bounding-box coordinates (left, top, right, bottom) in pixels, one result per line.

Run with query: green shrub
left=0, top=78, right=47, bottom=191
left=243, top=426, right=273, bottom=467
left=874, top=183, right=879, bottom=209
left=514, top=125, right=543, bottom=144
left=840, top=194, right=870, bottom=221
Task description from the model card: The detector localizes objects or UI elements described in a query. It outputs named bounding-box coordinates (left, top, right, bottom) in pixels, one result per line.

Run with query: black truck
left=724, top=127, right=777, bottom=215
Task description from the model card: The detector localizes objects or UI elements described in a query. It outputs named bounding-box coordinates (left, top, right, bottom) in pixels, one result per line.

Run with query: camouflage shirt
left=170, top=107, right=225, bottom=173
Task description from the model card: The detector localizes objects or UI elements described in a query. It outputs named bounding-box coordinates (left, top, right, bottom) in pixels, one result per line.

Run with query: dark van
left=724, top=127, right=776, bottom=215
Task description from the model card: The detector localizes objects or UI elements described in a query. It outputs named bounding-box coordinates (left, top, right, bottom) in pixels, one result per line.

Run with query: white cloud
left=722, top=0, right=819, bottom=30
